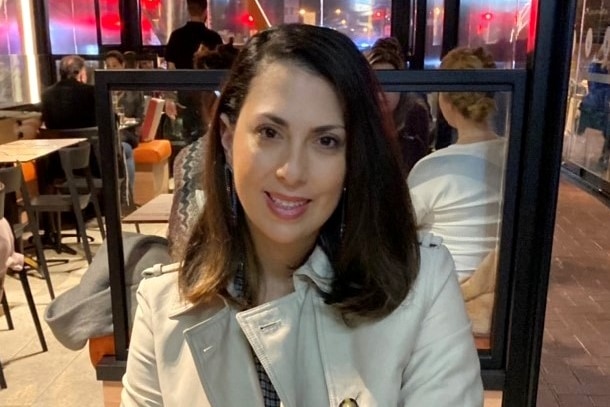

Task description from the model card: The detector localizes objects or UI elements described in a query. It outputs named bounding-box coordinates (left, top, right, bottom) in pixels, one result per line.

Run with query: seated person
left=407, top=46, right=506, bottom=282
left=365, top=37, right=432, bottom=174
left=104, top=50, right=142, bottom=209
left=38, top=56, right=100, bottom=240
left=41, top=55, right=95, bottom=130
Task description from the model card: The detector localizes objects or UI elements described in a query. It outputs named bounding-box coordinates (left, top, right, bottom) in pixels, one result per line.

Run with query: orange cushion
left=133, top=140, right=171, bottom=164
left=21, top=161, right=37, bottom=183
left=88, top=335, right=116, bottom=366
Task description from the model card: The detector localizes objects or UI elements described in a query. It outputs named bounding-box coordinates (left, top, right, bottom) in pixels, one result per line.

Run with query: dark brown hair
left=365, top=38, right=412, bottom=130
left=59, top=55, right=86, bottom=80
left=181, top=24, right=420, bottom=321
left=187, top=0, right=207, bottom=16
left=440, top=46, right=497, bottom=123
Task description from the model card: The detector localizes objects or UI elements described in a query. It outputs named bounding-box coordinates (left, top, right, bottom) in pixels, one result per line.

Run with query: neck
left=189, top=15, right=205, bottom=23
left=249, top=229, right=316, bottom=304
left=455, top=120, right=497, bottom=144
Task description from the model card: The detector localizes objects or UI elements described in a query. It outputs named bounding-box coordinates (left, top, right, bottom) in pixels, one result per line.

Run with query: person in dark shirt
left=38, top=55, right=97, bottom=244
left=41, top=55, right=96, bottom=130
left=164, top=0, right=223, bottom=144
left=165, top=0, right=223, bottom=70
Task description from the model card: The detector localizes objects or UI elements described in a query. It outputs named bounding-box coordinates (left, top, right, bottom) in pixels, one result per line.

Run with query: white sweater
left=407, top=138, right=507, bottom=280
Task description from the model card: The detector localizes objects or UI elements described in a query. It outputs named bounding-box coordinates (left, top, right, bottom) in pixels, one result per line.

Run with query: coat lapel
left=182, top=306, right=265, bottom=407
left=313, top=296, right=369, bottom=407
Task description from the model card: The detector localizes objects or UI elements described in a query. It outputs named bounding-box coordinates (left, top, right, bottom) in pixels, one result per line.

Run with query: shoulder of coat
left=141, top=262, right=181, bottom=279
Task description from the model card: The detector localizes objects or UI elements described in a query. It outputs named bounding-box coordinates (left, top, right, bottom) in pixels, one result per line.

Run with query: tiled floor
left=0, top=222, right=166, bottom=407
left=0, top=175, right=609, bottom=406
left=537, top=175, right=610, bottom=407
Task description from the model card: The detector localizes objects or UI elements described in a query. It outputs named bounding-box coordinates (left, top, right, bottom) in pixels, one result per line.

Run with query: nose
left=275, top=145, right=307, bottom=187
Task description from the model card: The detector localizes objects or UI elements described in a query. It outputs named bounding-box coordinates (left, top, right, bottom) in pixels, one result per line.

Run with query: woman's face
left=372, top=62, right=400, bottom=113
left=222, top=61, right=346, bottom=252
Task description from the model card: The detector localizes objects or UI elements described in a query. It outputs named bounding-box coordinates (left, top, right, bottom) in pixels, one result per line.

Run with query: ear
left=220, top=113, right=234, bottom=167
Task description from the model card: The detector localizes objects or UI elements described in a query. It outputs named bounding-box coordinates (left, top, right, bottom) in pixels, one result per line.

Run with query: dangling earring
left=224, top=162, right=237, bottom=223
left=340, top=187, right=347, bottom=239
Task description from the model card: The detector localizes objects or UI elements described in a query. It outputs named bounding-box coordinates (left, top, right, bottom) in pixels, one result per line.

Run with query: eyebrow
left=260, top=113, right=345, bottom=133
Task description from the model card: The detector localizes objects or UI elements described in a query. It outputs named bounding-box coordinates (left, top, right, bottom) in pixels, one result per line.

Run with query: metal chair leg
left=1, top=292, right=13, bottom=330
left=0, top=357, right=6, bottom=389
left=72, top=205, right=92, bottom=263
left=27, top=212, right=54, bottom=299
left=17, top=271, right=47, bottom=352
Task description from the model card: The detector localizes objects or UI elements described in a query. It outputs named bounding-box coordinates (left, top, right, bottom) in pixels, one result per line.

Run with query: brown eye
left=258, top=126, right=279, bottom=139
left=318, top=135, right=339, bottom=148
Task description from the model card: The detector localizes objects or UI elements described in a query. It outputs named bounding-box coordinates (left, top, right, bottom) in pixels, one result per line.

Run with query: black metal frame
left=94, top=67, right=526, bottom=385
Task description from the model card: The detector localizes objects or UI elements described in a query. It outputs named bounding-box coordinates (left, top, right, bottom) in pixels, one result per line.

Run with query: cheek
left=379, top=92, right=400, bottom=112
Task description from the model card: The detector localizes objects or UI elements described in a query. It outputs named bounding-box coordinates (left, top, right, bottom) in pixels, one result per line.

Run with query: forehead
left=240, top=61, right=344, bottom=118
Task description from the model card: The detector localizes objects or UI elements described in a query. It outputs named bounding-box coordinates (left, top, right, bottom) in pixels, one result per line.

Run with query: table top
left=0, top=138, right=86, bottom=163
left=123, top=193, right=173, bottom=223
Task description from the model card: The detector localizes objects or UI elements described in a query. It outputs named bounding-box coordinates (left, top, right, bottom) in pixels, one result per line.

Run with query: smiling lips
left=265, top=192, right=311, bottom=220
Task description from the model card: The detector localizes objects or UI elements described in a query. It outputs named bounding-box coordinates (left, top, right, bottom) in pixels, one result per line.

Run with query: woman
left=122, top=25, right=482, bottom=406
left=104, top=50, right=142, bottom=209
left=408, top=46, right=506, bottom=282
left=365, top=37, right=432, bottom=174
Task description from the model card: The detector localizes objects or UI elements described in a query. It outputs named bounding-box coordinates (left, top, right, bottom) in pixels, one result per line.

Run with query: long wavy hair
left=180, top=24, right=420, bottom=321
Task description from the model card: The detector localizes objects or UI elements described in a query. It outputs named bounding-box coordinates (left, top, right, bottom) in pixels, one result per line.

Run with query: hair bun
left=472, top=47, right=496, bottom=69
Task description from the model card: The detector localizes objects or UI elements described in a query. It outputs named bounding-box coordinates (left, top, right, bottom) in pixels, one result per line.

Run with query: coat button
left=338, top=398, right=358, bottom=407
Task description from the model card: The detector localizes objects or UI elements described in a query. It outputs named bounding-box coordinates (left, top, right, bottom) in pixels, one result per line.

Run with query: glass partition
left=93, top=69, right=525, bottom=390
left=563, top=0, right=610, bottom=186
left=46, top=0, right=99, bottom=55
left=140, top=0, right=393, bottom=48
left=0, top=0, right=39, bottom=105
left=423, top=0, right=531, bottom=69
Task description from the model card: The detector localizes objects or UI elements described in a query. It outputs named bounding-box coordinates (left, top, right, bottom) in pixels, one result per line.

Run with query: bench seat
left=133, top=140, right=171, bottom=206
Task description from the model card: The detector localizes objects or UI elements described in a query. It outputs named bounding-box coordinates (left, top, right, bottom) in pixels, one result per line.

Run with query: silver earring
left=224, top=162, right=237, bottom=223
left=340, top=187, right=347, bottom=239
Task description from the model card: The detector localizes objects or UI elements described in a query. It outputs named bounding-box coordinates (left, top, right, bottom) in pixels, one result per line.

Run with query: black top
left=41, top=78, right=96, bottom=129
left=165, top=22, right=223, bottom=69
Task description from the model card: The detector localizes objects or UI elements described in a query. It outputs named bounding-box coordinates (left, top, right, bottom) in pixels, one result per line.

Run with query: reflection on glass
left=564, top=0, right=610, bottom=182
left=425, top=0, right=444, bottom=68
left=46, top=0, right=98, bottom=55
left=408, top=88, right=509, bottom=344
left=189, top=0, right=392, bottom=49
left=99, top=0, right=122, bottom=45
left=457, top=0, right=530, bottom=69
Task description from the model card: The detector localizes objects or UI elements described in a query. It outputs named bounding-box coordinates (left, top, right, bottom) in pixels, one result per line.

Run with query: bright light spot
left=335, top=8, right=341, bottom=15
left=340, top=19, right=346, bottom=25
left=433, top=7, right=441, bottom=16
left=20, top=0, right=39, bottom=102
left=299, top=8, right=306, bottom=16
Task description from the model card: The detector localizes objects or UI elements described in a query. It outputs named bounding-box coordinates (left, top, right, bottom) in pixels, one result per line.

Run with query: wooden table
left=0, top=138, right=86, bottom=163
left=122, top=193, right=173, bottom=233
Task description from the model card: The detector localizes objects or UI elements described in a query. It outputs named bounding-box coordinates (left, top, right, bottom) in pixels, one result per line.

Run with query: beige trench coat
left=121, top=235, right=483, bottom=407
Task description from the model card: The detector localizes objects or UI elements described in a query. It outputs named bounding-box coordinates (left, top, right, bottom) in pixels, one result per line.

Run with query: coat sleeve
left=399, top=246, right=484, bottom=406
left=121, top=280, right=163, bottom=406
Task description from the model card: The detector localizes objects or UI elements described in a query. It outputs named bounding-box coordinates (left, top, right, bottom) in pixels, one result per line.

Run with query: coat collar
left=167, top=245, right=334, bottom=318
